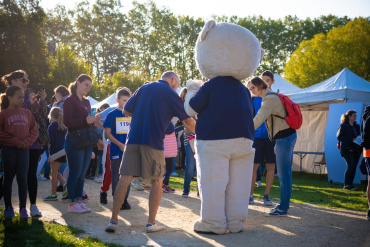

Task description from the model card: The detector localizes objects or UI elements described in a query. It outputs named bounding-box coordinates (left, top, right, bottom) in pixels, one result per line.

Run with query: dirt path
left=2, top=179, right=370, bottom=247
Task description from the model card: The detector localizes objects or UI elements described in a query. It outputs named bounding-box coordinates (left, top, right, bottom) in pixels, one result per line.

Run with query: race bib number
left=116, top=117, right=131, bottom=134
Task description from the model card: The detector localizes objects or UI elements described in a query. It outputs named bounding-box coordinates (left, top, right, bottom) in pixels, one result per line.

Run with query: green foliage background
left=1, top=0, right=367, bottom=101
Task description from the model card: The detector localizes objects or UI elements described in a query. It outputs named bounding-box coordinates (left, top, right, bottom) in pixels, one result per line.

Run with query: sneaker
left=162, top=185, right=170, bottom=193
left=100, top=191, right=108, bottom=204
left=43, top=194, right=58, bottom=201
left=82, top=191, right=89, bottom=201
left=131, top=180, right=144, bottom=191
left=166, top=185, right=175, bottom=192
left=67, top=203, right=86, bottom=213
left=94, top=175, right=103, bottom=183
left=105, top=220, right=117, bottom=232
left=263, top=195, right=273, bottom=206
left=19, top=208, right=29, bottom=219
left=146, top=222, right=166, bottom=233
left=30, top=204, right=42, bottom=217
left=266, top=208, right=288, bottom=217
left=182, top=192, right=189, bottom=197
left=44, top=175, right=50, bottom=180
left=257, top=181, right=263, bottom=187
left=249, top=195, right=254, bottom=205
left=56, top=185, right=64, bottom=192
left=120, top=200, right=131, bottom=210
left=271, top=204, right=280, bottom=211
left=344, top=185, right=357, bottom=191
left=367, top=210, right=370, bottom=221
left=78, top=202, right=91, bottom=212
left=141, top=181, right=152, bottom=189
left=62, top=193, right=69, bottom=202
left=4, top=206, right=15, bottom=218
left=37, top=175, right=47, bottom=181
left=171, top=171, right=178, bottom=176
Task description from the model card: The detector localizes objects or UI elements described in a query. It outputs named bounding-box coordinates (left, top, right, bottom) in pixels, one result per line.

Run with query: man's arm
left=182, top=118, right=196, bottom=134
left=123, top=110, right=132, bottom=117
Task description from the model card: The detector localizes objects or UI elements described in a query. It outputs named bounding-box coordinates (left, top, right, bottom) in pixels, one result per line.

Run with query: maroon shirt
left=63, top=94, right=91, bottom=131
left=0, top=108, right=39, bottom=148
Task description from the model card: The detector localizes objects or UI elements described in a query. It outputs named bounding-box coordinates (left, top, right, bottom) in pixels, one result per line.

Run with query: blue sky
left=41, top=0, right=369, bottom=20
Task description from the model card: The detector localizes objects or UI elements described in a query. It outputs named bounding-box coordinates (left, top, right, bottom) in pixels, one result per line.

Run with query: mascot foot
left=193, top=219, right=227, bottom=235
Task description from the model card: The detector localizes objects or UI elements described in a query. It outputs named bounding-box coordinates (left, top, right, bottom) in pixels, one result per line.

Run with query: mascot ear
left=200, top=20, right=216, bottom=41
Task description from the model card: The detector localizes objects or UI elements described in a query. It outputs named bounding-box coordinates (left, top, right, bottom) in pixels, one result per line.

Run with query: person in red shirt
left=0, top=86, right=38, bottom=219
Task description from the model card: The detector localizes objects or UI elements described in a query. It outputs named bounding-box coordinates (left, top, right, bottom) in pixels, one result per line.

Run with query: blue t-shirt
left=189, top=76, right=254, bottom=141
left=253, top=97, right=269, bottom=139
left=103, top=108, right=129, bottom=160
left=124, top=80, right=190, bottom=150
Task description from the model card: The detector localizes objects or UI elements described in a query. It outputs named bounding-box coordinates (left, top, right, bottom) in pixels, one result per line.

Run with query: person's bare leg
left=264, top=163, right=275, bottom=195
left=57, top=173, right=66, bottom=186
left=250, top=163, right=259, bottom=196
left=51, top=162, right=62, bottom=195
left=148, top=178, right=162, bottom=223
left=111, top=175, right=133, bottom=222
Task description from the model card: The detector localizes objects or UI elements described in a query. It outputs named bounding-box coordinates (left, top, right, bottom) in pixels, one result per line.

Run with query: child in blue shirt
left=103, top=87, right=132, bottom=209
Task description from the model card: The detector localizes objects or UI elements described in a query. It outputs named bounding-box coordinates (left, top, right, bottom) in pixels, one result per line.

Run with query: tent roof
left=91, top=93, right=118, bottom=109
left=289, top=68, right=370, bottom=109
left=87, top=96, right=99, bottom=106
left=271, top=74, right=302, bottom=94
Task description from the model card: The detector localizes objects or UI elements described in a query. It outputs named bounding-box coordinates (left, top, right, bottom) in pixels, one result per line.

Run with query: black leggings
left=28, top=149, right=43, bottom=205
left=2, top=146, right=29, bottom=209
left=163, top=157, right=174, bottom=186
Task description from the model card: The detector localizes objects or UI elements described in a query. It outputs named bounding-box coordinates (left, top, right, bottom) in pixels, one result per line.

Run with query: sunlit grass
left=169, top=170, right=368, bottom=212
left=0, top=209, right=122, bottom=247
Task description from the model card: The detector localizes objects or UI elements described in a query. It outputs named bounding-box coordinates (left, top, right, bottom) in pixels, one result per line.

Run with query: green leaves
left=284, top=18, right=370, bottom=87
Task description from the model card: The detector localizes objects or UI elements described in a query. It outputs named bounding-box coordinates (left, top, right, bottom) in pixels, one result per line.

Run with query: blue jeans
left=275, top=132, right=297, bottom=211
left=183, top=143, right=197, bottom=194
left=65, top=133, right=93, bottom=202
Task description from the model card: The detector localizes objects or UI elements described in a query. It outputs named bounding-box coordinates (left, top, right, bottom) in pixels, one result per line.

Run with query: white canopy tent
left=288, top=68, right=370, bottom=178
left=271, top=74, right=303, bottom=94
left=87, top=96, right=99, bottom=106
left=91, top=93, right=118, bottom=109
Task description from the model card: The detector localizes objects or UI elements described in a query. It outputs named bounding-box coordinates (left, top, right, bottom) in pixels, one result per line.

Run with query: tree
left=284, top=17, right=370, bottom=87
left=0, top=0, right=49, bottom=92
left=46, top=43, right=91, bottom=95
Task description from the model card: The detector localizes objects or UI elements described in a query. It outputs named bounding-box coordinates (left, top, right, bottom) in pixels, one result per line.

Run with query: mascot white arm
left=184, top=79, right=204, bottom=117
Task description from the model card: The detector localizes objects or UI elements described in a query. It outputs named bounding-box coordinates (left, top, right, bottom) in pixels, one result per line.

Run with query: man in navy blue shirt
left=105, top=71, right=196, bottom=233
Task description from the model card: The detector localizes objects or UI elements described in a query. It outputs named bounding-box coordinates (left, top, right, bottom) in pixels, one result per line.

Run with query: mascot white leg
left=194, top=138, right=254, bottom=234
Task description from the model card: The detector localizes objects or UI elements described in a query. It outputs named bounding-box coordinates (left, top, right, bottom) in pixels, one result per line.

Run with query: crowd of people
left=0, top=68, right=369, bottom=233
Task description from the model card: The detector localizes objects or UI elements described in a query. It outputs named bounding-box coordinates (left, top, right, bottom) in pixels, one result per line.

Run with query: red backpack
left=266, top=92, right=303, bottom=129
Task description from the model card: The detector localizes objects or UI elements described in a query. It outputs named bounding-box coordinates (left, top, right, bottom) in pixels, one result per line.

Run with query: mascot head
left=195, top=20, right=264, bottom=80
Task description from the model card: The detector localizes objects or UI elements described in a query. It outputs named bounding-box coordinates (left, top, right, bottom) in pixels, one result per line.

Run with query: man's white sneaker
left=146, top=222, right=166, bottom=233
left=105, top=220, right=117, bottom=232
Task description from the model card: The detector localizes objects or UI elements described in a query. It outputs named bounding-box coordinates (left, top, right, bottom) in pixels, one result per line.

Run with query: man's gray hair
left=161, top=71, right=178, bottom=80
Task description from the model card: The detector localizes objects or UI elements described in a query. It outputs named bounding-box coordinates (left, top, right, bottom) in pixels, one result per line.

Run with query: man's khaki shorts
left=119, top=144, right=165, bottom=180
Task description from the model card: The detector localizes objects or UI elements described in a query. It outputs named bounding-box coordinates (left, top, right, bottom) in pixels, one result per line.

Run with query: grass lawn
left=169, top=170, right=369, bottom=212
left=0, top=209, right=122, bottom=247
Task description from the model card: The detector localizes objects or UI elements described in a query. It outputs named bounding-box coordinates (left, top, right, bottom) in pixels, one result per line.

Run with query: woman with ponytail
left=63, top=74, right=104, bottom=213
left=43, top=107, right=67, bottom=201
left=0, top=86, right=38, bottom=219
left=2, top=70, right=49, bottom=217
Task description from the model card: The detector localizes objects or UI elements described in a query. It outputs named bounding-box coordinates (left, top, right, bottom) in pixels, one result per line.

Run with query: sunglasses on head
left=16, top=77, right=29, bottom=84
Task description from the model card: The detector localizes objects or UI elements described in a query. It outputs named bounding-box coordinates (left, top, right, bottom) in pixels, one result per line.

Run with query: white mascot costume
left=185, top=20, right=263, bottom=234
